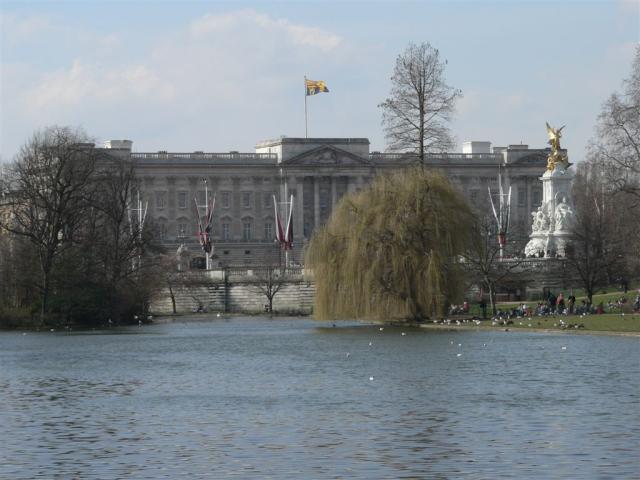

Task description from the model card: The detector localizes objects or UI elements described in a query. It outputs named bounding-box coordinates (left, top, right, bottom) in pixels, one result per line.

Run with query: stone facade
left=100, top=137, right=553, bottom=266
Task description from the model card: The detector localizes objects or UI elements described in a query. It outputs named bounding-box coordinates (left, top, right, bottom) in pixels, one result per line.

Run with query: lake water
left=1, top=317, right=638, bottom=479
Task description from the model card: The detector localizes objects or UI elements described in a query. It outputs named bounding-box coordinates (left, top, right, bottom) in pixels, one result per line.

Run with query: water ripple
left=0, top=320, right=638, bottom=479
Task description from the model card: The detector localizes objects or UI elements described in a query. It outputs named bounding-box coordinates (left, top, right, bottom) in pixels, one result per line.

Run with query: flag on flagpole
left=305, top=79, right=329, bottom=96
left=195, top=195, right=215, bottom=254
left=284, top=194, right=293, bottom=250
left=273, top=194, right=294, bottom=250
left=273, top=194, right=285, bottom=244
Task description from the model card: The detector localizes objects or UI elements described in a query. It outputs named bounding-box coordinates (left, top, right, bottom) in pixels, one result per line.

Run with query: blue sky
left=1, top=0, right=638, bottom=161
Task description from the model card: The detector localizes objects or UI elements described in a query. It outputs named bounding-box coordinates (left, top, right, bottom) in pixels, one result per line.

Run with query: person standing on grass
left=557, top=293, right=565, bottom=314
left=568, top=294, right=576, bottom=314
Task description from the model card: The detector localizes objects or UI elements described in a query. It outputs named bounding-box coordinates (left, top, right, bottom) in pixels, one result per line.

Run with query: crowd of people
left=451, top=290, right=640, bottom=320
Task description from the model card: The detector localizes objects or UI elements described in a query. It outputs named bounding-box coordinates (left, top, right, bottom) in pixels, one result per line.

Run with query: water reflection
left=0, top=319, right=638, bottom=479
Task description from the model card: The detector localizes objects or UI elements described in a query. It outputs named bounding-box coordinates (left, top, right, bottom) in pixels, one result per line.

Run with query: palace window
left=303, top=222, right=311, bottom=238
left=221, top=191, right=231, bottom=209
left=196, top=190, right=206, bottom=205
left=178, top=191, right=187, bottom=209
left=155, top=192, right=166, bottom=210
left=243, top=221, right=252, bottom=241
left=263, top=193, right=273, bottom=208
left=177, top=223, right=187, bottom=238
left=242, top=192, right=253, bottom=209
left=158, top=223, right=167, bottom=240
left=518, top=188, right=526, bottom=207
left=264, top=222, right=273, bottom=240
left=532, top=189, right=542, bottom=206
left=319, top=189, right=328, bottom=209
left=222, top=222, right=231, bottom=241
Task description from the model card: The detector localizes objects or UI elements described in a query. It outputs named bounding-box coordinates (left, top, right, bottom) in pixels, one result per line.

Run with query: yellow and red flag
left=305, top=79, right=329, bottom=96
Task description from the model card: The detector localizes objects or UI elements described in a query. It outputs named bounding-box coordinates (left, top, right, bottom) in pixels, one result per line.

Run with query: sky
left=1, top=0, right=638, bottom=162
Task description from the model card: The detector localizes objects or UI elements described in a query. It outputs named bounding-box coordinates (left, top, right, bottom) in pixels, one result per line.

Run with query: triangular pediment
left=283, top=145, right=372, bottom=167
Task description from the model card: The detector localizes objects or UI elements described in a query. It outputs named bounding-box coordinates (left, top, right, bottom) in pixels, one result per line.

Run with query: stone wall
left=150, top=269, right=315, bottom=315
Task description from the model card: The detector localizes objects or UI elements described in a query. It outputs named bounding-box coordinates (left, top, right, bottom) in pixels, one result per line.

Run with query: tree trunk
left=168, top=283, right=176, bottom=314
left=488, top=283, right=497, bottom=316
left=41, top=270, right=50, bottom=326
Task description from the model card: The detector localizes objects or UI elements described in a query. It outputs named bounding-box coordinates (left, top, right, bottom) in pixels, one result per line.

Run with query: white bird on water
left=562, top=346, right=567, bottom=350
left=369, top=342, right=372, bottom=346
left=369, top=376, right=374, bottom=381
left=456, top=353, right=462, bottom=357
left=379, top=327, right=384, bottom=331
left=401, top=332, right=406, bottom=336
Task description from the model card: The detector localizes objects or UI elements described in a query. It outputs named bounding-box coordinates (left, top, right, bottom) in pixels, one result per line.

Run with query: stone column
left=331, top=176, right=337, bottom=210
left=293, top=176, right=304, bottom=244
left=526, top=178, right=532, bottom=228
left=286, top=174, right=296, bottom=213
left=314, top=176, right=320, bottom=228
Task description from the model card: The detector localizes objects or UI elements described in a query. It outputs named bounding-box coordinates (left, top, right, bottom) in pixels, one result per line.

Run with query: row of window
left=154, top=191, right=276, bottom=210
left=158, top=221, right=274, bottom=242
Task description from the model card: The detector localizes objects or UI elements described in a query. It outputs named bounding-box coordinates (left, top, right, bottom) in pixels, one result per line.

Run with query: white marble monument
left=524, top=123, right=575, bottom=258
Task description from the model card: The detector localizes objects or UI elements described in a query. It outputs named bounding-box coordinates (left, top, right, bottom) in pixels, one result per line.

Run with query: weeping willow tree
left=306, top=168, right=475, bottom=321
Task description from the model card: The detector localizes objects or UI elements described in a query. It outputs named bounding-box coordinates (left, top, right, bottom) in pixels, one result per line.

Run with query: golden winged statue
left=545, top=122, right=571, bottom=171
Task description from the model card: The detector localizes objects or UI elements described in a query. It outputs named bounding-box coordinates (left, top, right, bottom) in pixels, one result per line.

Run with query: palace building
left=101, top=137, right=552, bottom=267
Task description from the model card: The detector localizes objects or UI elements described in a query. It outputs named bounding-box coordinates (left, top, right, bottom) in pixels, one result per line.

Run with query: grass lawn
left=466, top=287, right=640, bottom=319
left=495, top=313, right=640, bottom=333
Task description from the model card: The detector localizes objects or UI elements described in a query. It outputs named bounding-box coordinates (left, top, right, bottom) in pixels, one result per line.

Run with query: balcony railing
left=131, top=152, right=278, bottom=161
left=369, top=152, right=504, bottom=162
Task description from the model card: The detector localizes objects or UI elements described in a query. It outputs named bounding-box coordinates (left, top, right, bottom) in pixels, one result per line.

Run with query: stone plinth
left=525, top=163, right=575, bottom=258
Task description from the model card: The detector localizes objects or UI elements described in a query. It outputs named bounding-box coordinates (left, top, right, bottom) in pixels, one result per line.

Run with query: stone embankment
left=151, top=268, right=315, bottom=315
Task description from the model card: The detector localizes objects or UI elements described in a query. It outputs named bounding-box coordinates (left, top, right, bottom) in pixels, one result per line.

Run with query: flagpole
left=304, top=75, right=308, bottom=138
left=283, top=173, right=288, bottom=268
left=204, top=180, right=210, bottom=270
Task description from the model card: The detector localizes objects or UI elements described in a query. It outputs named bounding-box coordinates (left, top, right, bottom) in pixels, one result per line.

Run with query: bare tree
left=379, top=42, right=462, bottom=165
left=566, top=161, right=628, bottom=304
left=1, top=127, right=98, bottom=322
left=591, top=46, right=640, bottom=200
left=251, top=266, right=287, bottom=314
left=91, top=157, right=151, bottom=321
left=462, top=214, right=524, bottom=316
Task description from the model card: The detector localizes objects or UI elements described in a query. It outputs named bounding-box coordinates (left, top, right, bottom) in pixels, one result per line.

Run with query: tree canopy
left=591, top=45, right=640, bottom=200
left=0, top=126, right=159, bottom=325
left=305, top=168, right=475, bottom=321
left=379, top=42, right=462, bottom=165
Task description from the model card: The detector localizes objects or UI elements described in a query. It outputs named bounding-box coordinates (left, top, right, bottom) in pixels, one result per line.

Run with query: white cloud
left=19, top=9, right=344, bottom=113
left=0, top=13, right=53, bottom=39
left=2, top=9, right=349, bottom=157
left=24, top=60, right=175, bottom=111
left=189, top=9, right=342, bottom=52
